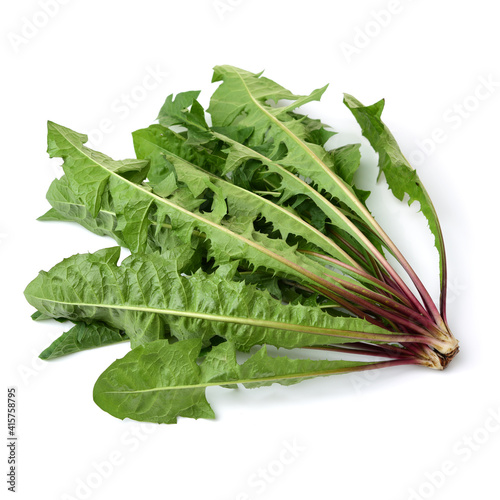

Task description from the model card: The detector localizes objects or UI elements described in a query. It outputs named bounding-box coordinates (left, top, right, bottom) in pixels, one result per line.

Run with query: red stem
left=301, top=250, right=413, bottom=308
left=312, top=284, right=436, bottom=338
left=306, top=343, right=413, bottom=359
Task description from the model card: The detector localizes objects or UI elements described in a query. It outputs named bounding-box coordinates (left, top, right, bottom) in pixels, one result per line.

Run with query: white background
left=1, top=1, right=499, bottom=499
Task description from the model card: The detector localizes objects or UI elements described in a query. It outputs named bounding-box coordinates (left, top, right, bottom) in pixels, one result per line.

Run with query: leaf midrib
left=222, top=75, right=425, bottom=313
left=57, top=124, right=332, bottom=289
left=233, top=69, right=372, bottom=225
left=102, top=365, right=375, bottom=394
left=214, top=131, right=383, bottom=269
left=28, top=295, right=418, bottom=344
left=139, top=134, right=357, bottom=269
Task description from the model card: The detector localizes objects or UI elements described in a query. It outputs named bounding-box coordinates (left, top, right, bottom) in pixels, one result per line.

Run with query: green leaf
left=93, top=338, right=378, bottom=423
left=134, top=124, right=399, bottom=297
left=38, top=175, right=128, bottom=246
left=24, top=248, right=404, bottom=351
left=47, top=122, right=149, bottom=218
left=39, top=175, right=204, bottom=270
left=133, top=123, right=357, bottom=267
left=208, top=66, right=375, bottom=231
left=212, top=132, right=393, bottom=285
left=330, top=143, right=362, bottom=186
left=214, top=131, right=366, bottom=247
left=207, top=66, right=434, bottom=305
left=32, top=311, right=51, bottom=321
left=157, top=91, right=212, bottom=145
left=133, top=125, right=225, bottom=189
left=94, top=339, right=215, bottom=423
left=46, top=121, right=366, bottom=292
left=24, top=247, right=166, bottom=347
left=343, top=94, right=448, bottom=314
left=287, top=111, right=336, bottom=147
left=39, top=322, right=128, bottom=360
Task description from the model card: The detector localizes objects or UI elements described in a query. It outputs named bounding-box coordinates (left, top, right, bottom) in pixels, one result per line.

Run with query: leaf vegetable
left=24, top=65, right=459, bottom=424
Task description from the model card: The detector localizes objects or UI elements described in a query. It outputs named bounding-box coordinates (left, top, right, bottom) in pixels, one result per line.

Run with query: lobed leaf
left=46, top=121, right=368, bottom=292
left=24, top=248, right=404, bottom=351
left=93, top=338, right=378, bottom=423
left=133, top=124, right=358, bottom=267
left=208, top=66, right=378, bottom=237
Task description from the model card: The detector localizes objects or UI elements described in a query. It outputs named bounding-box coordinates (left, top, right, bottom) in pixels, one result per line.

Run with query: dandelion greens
left=25, top=65, right=458, bottom=424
